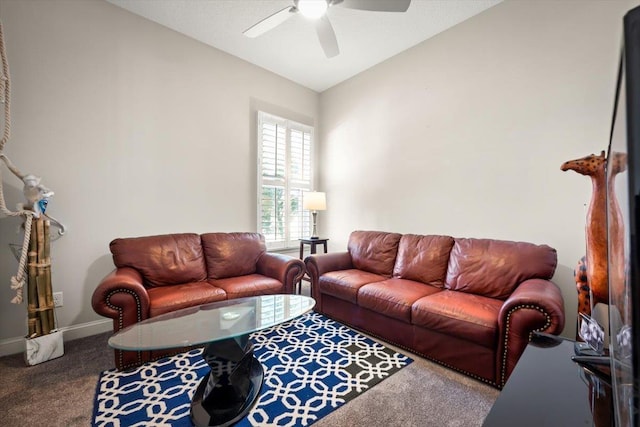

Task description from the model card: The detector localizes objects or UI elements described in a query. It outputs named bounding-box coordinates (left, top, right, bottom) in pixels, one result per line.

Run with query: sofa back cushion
left=393, top=234, right=455, bottom=287
left=445, top=238, right=557, bottom=299
left=348, top=231, right=402, bottom=277
left=201, top=232, right=266, bottom=279
left=110, top=233, right=207, bottom=287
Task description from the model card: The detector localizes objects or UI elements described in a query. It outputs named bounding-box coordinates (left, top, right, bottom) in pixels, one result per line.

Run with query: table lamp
left=303, top=191, right=326, bottom=239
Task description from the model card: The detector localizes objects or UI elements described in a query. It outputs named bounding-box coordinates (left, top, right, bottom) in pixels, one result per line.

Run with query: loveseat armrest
left=256, top=252, right=305, bottom=294
left=497, top=278, right=565, bottom=388
left=91, top=267, right=151, bottom=333
left=91, top=267, right=152, bottom=370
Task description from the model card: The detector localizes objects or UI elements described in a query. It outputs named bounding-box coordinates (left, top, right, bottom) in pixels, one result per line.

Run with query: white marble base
left=24, top=330, right=64, bottom=366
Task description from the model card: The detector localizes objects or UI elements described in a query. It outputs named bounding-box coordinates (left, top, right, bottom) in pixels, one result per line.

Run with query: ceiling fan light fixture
left=297, top=0, right=328, bottom=19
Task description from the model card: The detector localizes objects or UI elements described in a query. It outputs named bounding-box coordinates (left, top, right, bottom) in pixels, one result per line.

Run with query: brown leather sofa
left=304, top=230, right=565, bottom=389
left=92, top=232, right=305, bottom=370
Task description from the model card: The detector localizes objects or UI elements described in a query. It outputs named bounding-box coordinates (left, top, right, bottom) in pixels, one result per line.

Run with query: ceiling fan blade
left=315, top=15, right=339, bottom=58
left=333, top=0, right=411, bottom=12
left=243, top=6, right=296, bottom=38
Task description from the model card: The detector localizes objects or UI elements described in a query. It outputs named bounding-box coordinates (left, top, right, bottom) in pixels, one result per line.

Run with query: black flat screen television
left=606, top=5, right=640, bottom=426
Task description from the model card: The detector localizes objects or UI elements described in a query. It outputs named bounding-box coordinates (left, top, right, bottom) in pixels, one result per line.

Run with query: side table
left=298, top=238, right=329, bottom=294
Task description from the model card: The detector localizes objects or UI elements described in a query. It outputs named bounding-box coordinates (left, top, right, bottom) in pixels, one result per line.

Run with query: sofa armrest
left=305, top=251, right=353, bottom=277
left=256, top=252, right=305, bottom=294
left=91, top=267, right=151, bottom=333
left=304, top=252, right=353, bottom=310
left=497, top=278, right=565, bottom=387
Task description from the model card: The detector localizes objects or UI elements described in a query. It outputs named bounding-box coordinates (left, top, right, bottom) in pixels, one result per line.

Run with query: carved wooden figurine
left=607, top=151, right=627, bottom=312
left=561, top=151, right=609, bottom=310
left=561, top=151, right=627, bottom=325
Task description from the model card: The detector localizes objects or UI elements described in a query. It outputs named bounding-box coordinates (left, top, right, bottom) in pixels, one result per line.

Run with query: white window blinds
left=257, top=111, right=314, bottom=249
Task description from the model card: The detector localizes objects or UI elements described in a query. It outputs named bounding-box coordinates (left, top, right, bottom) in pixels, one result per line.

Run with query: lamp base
left=310, top=211, right=319, bottom=241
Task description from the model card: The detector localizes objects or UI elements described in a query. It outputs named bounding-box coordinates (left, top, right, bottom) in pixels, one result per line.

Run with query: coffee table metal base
left=190, top=334, right=264, bottom=427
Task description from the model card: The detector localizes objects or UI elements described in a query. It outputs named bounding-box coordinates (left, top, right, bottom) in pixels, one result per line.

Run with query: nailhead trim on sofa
left=105, top=288, right=143, bottom=370
left=322, top=304, right=553, bottom=390
left=500, top=304, right=551, bottom=388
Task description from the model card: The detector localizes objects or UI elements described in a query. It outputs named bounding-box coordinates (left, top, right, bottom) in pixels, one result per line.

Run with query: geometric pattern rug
left=92, top=312, right=412, bottom=426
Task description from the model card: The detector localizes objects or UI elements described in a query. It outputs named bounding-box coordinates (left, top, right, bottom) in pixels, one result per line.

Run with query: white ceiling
left=107, top=0, right=502, bottom=92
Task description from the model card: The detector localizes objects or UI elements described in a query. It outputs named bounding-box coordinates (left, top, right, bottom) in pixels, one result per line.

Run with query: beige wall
left=0, top=0, right=318, bottom=349
left=319, top=0, right=638, bottom=338
left=1, top=0, right=636, bottom=350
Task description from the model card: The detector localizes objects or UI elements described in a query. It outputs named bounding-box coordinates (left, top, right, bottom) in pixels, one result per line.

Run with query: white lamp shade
left=303, top=191, right=326, bottom=211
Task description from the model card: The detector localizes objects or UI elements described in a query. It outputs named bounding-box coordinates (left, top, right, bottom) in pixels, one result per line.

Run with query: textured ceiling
left=107, top=0, right=502, bottom=92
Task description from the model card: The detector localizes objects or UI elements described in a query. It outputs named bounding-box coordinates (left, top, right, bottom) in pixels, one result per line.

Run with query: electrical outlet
left=53, top=292, right=63, bottom=307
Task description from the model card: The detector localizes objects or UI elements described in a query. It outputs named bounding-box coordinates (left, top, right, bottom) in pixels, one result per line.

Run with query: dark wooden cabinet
left=483, top=333, right=612, bottom=426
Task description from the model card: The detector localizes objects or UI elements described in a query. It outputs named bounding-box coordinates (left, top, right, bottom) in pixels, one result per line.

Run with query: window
left=257, top=111, right=314, bottom=250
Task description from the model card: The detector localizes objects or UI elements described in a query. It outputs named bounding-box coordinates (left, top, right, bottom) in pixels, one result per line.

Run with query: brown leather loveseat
left=305, top=230, right=565, bottom=388
left=92, top=232, right=305, bottom=370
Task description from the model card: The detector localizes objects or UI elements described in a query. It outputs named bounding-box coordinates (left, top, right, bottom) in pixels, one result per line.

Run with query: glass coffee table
left=108, top=294, right=315, bottom=427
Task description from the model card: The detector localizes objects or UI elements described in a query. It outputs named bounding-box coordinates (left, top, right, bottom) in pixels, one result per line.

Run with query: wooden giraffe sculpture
left=607, top=151, right=627, bottom=310
left=561, top=151, right=627, bottom=327
left=573, top=255, right=590, bottom=318
left=561, top=151, right=609, bottom=318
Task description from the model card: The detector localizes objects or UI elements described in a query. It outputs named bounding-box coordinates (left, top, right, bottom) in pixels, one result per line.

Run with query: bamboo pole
left=25, top=218, right=56, bottom=337
left=43, top=220, right=54, bottom=329
left=27, top=220, right=38, bottom=337
left=35, top=218, right=51, bottom=335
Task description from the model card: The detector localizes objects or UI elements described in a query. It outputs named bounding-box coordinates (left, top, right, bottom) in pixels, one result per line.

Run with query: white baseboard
left=0, top=319, right=112, bottom=357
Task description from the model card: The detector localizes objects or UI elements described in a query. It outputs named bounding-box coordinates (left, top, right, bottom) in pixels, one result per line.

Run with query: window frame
left=257, top=111, right=315, bottom=251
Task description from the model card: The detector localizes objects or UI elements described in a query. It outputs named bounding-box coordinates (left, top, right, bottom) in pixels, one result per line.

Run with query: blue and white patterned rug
left=92, top=312, right=412, bottom=427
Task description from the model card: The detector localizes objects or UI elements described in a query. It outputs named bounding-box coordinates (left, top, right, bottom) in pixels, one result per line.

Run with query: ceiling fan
left=243, top=0, right=412, bottom=58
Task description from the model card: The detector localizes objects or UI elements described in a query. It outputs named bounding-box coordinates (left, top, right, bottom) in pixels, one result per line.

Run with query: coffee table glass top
left=108, top=295, right=315, bottom=351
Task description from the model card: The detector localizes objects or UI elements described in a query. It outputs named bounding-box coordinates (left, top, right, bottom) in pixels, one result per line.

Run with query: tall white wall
left=319, top=0, right=638, bottom=338
left=2, top=0, right=634, bottom=349
left=0, top=0, right=318, bottom=349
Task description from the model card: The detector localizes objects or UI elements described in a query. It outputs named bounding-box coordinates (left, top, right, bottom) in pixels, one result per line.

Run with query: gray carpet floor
left=1, top=285, right=500, bottom=427
left=1, top=330, right=113, bottom=426
left=314, top=347, right=500, bottom=427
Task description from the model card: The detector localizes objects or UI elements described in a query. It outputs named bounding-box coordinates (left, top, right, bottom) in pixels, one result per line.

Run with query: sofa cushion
left=411, top=290, right=502, bottom=348
left=319, top=269, right=387, bottom=304
left=208, top=274, right=283, bottom=299
left=393, top=234, right=454, bottom=287
left=445, top=238, right=557, bottom=299
left=147, top=281, right=226, bottom=317
left=201, top=232, right=266, bottom=279
left=348, top=231, right=402, bottom=277
left=110, top=233, right=207, bottom=287
left=358, top=278, right=441, bottom=323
